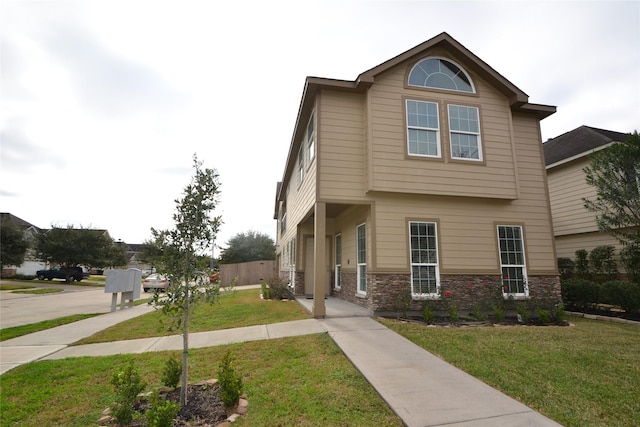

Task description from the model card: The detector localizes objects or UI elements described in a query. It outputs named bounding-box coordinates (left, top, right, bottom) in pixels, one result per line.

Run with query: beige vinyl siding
left=332, top=205, right=371, bottom=273
left=555, top=232, right=622, bottom=260
left=366, top=64, right=518, bottom=199
left=547, top=158, right=599, bottom=236
left=318, top=90, right=367, bottom=201
left=371, top=113, right=557, bottom=275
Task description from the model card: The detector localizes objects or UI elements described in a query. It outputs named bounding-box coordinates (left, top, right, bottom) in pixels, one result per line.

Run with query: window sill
left=355, top=292, right=367, bottom=299
left=503, top=294, right=529, bottom=300
left=412, top=295, right=440, bottom=300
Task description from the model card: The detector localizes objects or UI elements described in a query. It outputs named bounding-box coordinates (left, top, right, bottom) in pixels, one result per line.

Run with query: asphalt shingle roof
left=543, top=125, right=629, bottom=167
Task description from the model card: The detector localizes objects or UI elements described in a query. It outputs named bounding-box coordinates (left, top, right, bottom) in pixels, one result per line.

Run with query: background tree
left=0, top=219, right=29, bottom=271
left=584, top=131, right=640, bottom=247
left=149, top=154, right=222, bottom=406
left=35, top=225, right=125, bottom=282
left=218, top=230, right=275, bottom=264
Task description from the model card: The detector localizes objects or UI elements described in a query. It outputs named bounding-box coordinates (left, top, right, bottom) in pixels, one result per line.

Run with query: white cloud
left=1, top=0, right=638, bottom=255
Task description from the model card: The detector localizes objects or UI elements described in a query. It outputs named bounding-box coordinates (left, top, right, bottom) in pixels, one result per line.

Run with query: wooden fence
left=220, top=260, right=276, bottom=286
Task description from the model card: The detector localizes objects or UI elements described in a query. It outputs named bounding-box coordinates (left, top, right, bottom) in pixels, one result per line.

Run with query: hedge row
left=561, top=279, right=640, bottom=315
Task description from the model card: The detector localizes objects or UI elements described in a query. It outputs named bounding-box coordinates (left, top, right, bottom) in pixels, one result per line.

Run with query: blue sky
left=2, top=0, right=639, bottom=255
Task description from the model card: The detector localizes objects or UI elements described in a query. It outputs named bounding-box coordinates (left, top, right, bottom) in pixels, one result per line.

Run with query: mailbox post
left=105, top=269, right=142, bottom=311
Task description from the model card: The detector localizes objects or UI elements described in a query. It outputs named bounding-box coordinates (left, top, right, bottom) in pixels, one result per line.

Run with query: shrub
left=492, top=305, right=504, bottom=323
left=620, top=244, right=640, bottom=283
left=110, top=361, right=146, bottom=425
left=557, top=257, right=575, bottom=279
left=575, top=249, right=590, bottom=279
left=422, top=305, right=434, bottom=324
left=603, top=280, right=640, bottom=315
left=218, top=351, right=244, bottom=407
left=561, top=279, right=599, bottom=312
left=262, top=276, right=291, bottom=300
left=589, top=245, right=618, bottom=282
left=161, top=356, right=181, bottom=389
left=536, top=307, right=550, bottom=325
left=516, top=303, right=530, bottom=324
left=395, top=285, right=412, bottom=318
left=145, top=390, right=180, bottom=427
left=470, top=304, right=487, bottom=321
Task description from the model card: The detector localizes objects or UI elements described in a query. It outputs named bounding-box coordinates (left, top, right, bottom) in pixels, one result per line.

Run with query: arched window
left=408, top=58, right=474, bottom=93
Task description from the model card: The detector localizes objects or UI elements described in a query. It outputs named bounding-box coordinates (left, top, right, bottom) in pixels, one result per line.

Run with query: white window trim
left=497, top=225, right=529, bottom=299
left=448, top=104, right=483, bottom=162
left=334, top=233, right=341, bottom=290
left=356, top=223, right=367, bottom=295
left=289, top=237, right=296, bottom=290
left=406, top=99, right=441, bottom=158
left=409, top=221, right=441, bottom=300
left=408, top=56, right=476, bottom=93
left=297, top=145, right=304, bottom=186
left=307, top=112, right=316, bottom=163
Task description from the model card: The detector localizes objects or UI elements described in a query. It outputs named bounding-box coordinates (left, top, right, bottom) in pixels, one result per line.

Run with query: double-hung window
left=448, top=105, right=482, bottom=161
left=406, top=100, right=440, bottom=157
left=409, top=222, right=440, bottom=298
left=307, top=113, right=315, bottom=163
left=334, top=234, right=341, bottom=289
left=497, top=225, right=528, bottom=297
left=297, top=145, right=304, bottom=186
left=356, top=223, right=367, bottom=294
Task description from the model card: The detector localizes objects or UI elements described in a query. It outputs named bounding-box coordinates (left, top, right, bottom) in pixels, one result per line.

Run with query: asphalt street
left=0, top=280, right=126, bottom=328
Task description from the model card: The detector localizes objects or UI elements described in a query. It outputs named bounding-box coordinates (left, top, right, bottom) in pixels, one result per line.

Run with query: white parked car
left=142, top=274, right=171, bottom=292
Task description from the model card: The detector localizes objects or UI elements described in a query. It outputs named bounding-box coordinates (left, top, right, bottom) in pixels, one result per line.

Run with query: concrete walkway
left=0, top=295, right=562, bottom=426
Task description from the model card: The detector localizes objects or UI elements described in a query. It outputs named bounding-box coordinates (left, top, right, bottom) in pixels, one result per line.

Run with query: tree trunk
left=180, top=278, right=190, bottom=406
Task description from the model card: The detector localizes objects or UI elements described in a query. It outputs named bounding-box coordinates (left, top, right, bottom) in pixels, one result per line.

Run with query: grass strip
left=378, top=316, right=640, bottom=427
left=12, top=288, right=63, bottom=295
left=0, top=284, right=35, bottom=291
left=73, top=288, right=310, bottom=345
left=0, top=335, right=403, bottom=427
left=0, top=314, right=102, bottom=342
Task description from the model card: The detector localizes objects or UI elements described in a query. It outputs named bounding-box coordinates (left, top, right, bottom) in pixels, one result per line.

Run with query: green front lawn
left=0, top=335, right=403, bottom=427
left=379, top=317, right=640, bottom=427
left=73, top=288, right=310, bottom=345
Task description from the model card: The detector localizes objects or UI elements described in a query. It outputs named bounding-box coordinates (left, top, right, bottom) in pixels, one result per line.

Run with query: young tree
left=149, top=154, right=222, bottom=405
left=35, top=225, right=125, bottom=282
left=584, top=131, right=640, bottom=247
left=0, top=219, right=29, bottom=270
left=218, top=230, right=275, bottom=264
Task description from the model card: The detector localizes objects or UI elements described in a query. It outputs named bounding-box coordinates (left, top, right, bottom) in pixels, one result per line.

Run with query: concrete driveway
left=1, top=281, right=124, bottom=328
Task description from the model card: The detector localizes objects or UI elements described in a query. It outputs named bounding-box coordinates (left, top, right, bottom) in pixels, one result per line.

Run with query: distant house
left=0, top=213, right=45, bottom=276
left=543, top=125, right=631, bottom=262
left=273, top=32, right=560, bottom=317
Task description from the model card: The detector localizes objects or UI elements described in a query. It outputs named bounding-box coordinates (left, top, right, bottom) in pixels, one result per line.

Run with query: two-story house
left=274, top=32, right=560, bottom=317
left=543, top=126, right=631, bottom=263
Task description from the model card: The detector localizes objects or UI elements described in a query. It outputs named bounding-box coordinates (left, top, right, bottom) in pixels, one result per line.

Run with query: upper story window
left=307, top=112, right=315, bottom=163
left=297, top=145, right=304, bottom=186
left=406, top=100, right=440, bottom=157
left=448, top=105, right=482, bottom=161
left=408, top=58, right=474, bottom=93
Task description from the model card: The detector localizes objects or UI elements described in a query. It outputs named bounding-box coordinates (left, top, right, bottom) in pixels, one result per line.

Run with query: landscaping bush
left=602, top=280, right=640, bottom=316
left=161, top=356, right=181, bottom=389
left=574, top=249, right=590, bottom=279
left=110, top=361, right=146, bottom=425
left=218, top=351, right=244, bottom=407
left=620, top=244, right=640, bottom=283
left=261, top=276, right=291, bottom=300
left=145, top=390, right=181, bottom=427
left=589, top=245, right=618, bottom=282
left=557, top=257, right=575, bottom=280
left=560, top=279, right=600, bottom=312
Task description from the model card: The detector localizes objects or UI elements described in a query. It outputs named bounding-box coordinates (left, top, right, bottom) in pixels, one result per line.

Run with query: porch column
left=313, top=202, right=326, bottom=317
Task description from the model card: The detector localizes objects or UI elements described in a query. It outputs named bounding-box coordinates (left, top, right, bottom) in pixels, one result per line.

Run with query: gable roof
left=543, top=125, right=630, bottom=168
left=0, top=213, right=41, bottom=232
left=278, top=32, right=556, bottom=202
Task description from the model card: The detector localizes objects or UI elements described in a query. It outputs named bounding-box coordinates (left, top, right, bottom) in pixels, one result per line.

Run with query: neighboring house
left=0, top=213, right=45, bottom=276
left=273, top=32, right=560, bottom=317
left=543, top=125, right=631, bottom=263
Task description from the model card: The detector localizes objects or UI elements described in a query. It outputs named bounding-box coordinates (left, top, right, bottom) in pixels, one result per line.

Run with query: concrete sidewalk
left=1, top=295, right=562, bottom=426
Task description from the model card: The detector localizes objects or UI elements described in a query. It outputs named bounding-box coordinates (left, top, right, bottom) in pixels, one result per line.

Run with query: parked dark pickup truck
left=36, top=266, right=89, bottom=282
